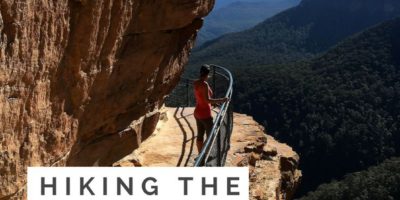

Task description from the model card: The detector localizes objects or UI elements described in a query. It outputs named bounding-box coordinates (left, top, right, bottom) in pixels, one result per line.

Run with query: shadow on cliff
left=174, top=107, right=196, bottom=167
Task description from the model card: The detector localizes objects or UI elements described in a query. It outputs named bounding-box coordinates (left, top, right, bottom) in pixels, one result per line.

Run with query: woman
left=193, top=65, right=228, bottom=153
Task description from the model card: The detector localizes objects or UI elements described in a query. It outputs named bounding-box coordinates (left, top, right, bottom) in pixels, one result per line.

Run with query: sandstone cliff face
left=0, top=0, right=214, bottom=198
left=225, top=113, right=302, bottom=200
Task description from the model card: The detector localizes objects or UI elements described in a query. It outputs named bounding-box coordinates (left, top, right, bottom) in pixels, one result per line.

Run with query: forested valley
left=186, top=0, right=400, bottom=198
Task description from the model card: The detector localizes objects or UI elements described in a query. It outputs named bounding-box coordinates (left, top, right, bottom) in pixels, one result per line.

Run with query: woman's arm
left=200, top=83, right=229, bottom=104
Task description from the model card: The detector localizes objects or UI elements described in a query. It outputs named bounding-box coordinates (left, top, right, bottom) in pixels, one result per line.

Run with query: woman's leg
left=196, top=118, right=206, bottom=153
left=197, top=117, right=214, bottom=153
left=204, top=117, right=214, bottom=138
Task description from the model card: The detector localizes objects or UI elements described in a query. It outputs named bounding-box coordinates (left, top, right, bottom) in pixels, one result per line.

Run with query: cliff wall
left=0, top=0, right=214, bottom=198
left=225, top=113, right=302, bottom=200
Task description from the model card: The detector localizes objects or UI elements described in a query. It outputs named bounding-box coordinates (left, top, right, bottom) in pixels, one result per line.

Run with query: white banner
left=28, top=167, right=249, bottom=200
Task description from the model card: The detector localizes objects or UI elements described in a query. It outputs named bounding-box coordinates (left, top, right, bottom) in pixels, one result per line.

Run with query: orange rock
left=0, top=1, right=215, bottom=198
left=263, top=146, right=278, bottom=157
left=117, top=107, right=301, bottom=200
left=225, top=113, right=302, bottom=200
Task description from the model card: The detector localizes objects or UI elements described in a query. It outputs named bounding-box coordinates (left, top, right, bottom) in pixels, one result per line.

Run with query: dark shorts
left=195, top=117, right=213, bottom=141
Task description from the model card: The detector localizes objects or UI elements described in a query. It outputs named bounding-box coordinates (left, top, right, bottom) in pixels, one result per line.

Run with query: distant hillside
left=197, top=0, right=301, bottom=45
left=298, top=158, right=400, bottom=200
left=214, top=0, right=276, bottom=9
left=189, top=0, right=400, bottom=69
left=232, top=17, right=400, bottom=195
left=214, top=0, right=254, bottom=9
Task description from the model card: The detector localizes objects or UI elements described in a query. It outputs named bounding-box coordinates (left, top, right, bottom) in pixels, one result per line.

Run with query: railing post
left=212, top=65, right=216, bottom=98
left=217, top=128, right=222, bottom=166
left=186, top=79, right=190, bottom=107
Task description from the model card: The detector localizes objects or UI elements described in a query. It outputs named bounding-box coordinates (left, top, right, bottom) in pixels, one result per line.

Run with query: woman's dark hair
left=200, top=65, right=210, bottom=77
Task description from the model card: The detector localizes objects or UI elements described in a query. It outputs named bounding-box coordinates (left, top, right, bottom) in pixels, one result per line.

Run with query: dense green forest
left=197, top=0, right=300, bottom=45
left=188, top=0, right=400, bottom=70
left=231, top=18, right=400, bottom=195
left=183, top=0, right=400, bottom=197
left=298, top=158, right=400, bottom=200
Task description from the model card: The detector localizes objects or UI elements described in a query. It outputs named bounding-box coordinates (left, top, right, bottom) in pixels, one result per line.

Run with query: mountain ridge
left=197, top=0, right=301, bottom=45
left=188, top=0, right=400, bottom=70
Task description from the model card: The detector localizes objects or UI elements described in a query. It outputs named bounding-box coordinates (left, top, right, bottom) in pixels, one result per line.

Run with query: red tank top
left=194, top=81, right=213, bottom=119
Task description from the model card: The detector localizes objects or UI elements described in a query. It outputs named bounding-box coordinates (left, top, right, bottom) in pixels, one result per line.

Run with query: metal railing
left=165, top=64, right=234, bottom=166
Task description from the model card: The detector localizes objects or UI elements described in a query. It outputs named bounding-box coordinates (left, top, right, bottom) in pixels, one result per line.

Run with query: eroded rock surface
left=0, top=0, right=214, bottom=198
left=226, top=113, right=302, bottom=200
left=120, top=107, right=301, bottom=200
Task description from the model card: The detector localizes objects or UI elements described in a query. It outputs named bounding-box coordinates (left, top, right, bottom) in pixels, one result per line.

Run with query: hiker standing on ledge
left=193, top=65, right=229, bottom=153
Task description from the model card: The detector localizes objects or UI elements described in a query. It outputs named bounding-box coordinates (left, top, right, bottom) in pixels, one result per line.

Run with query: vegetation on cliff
left=298, top=158, right=400, bottom=200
